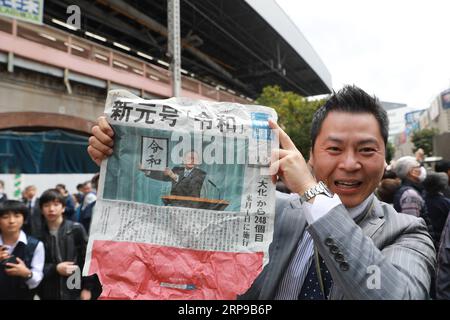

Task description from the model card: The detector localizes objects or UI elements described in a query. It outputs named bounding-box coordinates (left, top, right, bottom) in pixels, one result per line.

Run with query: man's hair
left=376, top=178, right=401, bottom=204
left=435, top=160, right=450, bottom=173
left=0, top=200, right=28, bottom=220
left=39, top=189, right=66, bottom=209
left=91, top=173, right=100, bottom=190
left=382, top=170, right=397, bottom=180
left=82, top=181, right=91, bottom=187
left=24, top=185, right=36, bottom=191
left=394, top=156, right=420, bottom=180
left=311, top=85, right=389, bottom=149
left=423, top=172, right=448, bottom=194
left=56, top=184, right=66, bottom=191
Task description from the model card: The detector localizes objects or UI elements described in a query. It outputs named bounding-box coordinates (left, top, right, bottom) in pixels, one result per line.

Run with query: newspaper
left=83, top=90, right=278, bottom=299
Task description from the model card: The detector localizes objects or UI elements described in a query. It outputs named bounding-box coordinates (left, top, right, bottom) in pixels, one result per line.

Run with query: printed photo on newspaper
left=83, top=90, right=278, bottom=299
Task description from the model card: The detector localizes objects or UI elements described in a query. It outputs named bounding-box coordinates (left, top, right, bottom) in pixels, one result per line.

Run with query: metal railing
left=0, top=17, right=250, bottom=104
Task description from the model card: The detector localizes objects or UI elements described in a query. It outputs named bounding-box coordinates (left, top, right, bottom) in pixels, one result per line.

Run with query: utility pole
left=167, top=0, right=181, bottom=97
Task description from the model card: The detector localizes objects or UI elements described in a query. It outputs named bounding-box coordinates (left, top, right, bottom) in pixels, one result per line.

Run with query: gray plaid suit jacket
left=239, top=192, right=436, bottom=300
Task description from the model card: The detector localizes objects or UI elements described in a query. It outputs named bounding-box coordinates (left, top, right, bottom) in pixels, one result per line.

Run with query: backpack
left=23, top=235, right=40, bottom=268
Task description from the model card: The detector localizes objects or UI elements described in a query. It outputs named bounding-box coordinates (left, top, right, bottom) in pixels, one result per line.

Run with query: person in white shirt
left=81, top=181, right=97, bottom=211
left=0, top=200, right=44, bottom=300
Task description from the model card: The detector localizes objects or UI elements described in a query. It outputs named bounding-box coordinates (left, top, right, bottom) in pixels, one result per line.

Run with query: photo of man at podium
left=140, top=150, right=229, bottom=210
left=163, top=151, right=206, bottom=198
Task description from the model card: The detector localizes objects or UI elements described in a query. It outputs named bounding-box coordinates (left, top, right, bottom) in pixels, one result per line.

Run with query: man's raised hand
left=88, top=116, right=115, bottom=166
left=268, top=119, right=316, bottom=195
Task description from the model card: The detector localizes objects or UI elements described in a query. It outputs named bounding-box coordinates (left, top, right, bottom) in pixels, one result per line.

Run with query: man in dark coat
left=423, top=172, right=450, bottom=247
left=143, top=151, right=206, bottom=198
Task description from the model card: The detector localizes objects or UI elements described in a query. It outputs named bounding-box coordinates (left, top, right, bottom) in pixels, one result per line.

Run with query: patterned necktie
left=298, top=253, right=333, bottom=300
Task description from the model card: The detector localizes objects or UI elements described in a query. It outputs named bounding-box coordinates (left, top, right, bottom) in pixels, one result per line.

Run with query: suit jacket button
left=325, top=238, right=335, bottom=246
left=335, top=253, right=345, bottom=262
left=330, top=245, right=339, bottom=254
left=339, top=262, right=350, bottom=271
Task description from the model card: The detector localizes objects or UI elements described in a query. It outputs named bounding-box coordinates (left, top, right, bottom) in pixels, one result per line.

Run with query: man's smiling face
left=309, top=111, right=386, bottom=208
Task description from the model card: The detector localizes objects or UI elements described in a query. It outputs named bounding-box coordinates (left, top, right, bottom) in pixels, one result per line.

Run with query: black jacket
left=437, top=211, right=450, bottom=299
left=22, top=199, right=42, bottom=236
left=170, top=167, right=206, bottom=198
left=37, top=219, right=88, bottom=300
left=425, top=193, right=450, bottom=245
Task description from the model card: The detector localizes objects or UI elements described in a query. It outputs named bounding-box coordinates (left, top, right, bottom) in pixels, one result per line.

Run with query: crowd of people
left=0, top=174, right=100, bottom=300
left=375, top=156, right=450, bottom=299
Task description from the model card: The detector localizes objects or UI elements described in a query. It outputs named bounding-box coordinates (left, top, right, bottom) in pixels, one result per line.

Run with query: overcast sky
left=276, top=0, right=450, bottom=108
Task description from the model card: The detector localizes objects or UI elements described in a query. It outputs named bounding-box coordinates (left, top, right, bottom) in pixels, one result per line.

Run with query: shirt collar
left=347, top=193, right=375, bottom=221
left=18, top=230, right=27, bottom=245
left=0, top=230, right=27, bottom=250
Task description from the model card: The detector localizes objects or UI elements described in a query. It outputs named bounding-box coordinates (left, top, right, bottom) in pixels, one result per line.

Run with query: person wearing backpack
left=0, top=200, right=44, bottom=300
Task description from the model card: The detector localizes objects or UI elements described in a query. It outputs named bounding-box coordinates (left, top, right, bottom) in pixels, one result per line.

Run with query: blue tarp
left=0, top=130, right=98, bottom=173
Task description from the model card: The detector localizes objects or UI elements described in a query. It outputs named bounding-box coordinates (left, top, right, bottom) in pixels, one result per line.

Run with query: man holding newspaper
left=88, top=85, right=435, bottom=300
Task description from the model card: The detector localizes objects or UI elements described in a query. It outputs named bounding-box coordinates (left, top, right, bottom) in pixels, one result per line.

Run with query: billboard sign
left=404, top=110, right=423, bottom=136
left=0, top=0, right=43, bottom=25
left=441, top=88, right=450, bottom=110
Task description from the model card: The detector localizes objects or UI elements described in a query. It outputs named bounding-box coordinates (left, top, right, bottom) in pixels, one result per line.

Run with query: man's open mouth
left=334, top=180, right=363, bottom=189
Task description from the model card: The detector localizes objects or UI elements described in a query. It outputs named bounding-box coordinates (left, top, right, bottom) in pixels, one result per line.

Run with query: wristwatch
left=299, top=181, right=334, bottom=204
left=26, top=271, right=33, bottom=280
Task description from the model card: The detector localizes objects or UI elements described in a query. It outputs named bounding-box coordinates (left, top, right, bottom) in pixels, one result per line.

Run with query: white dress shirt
left=303, top=192, right=375, bottom=224
left=274, top=192, right=375, bottom=299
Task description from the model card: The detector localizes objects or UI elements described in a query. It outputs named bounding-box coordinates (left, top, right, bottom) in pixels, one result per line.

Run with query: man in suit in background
left=437, top=207, right=450, bottom=299
left=141, top=150, right=206, bottom=198
left=162, top=151, right=206, bottom=198
left=21, top=185, right=42, bottom=237
left=435, top=160, right=450, bottom=198
left=87, top=85, right=436, bottom=299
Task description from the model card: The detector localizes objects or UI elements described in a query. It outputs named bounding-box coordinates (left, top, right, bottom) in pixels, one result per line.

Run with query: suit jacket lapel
left=258, top=196, right=385, bottom=300
left=259, top=200, right=307, bottom=299
left=178, top=168, right=187, bottom=182
left=358, top=197, right=385, bottom=239
left=329, top=198, right=385, bottom=300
